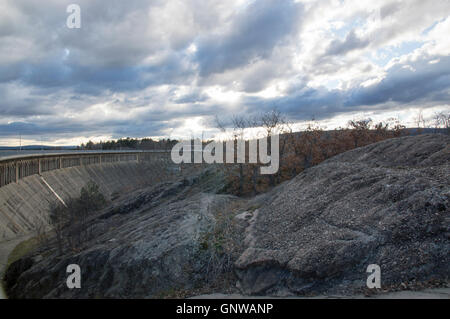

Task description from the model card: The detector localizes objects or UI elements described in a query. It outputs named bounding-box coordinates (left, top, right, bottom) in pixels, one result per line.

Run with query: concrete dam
left=0, top=151, right=174, bottom=241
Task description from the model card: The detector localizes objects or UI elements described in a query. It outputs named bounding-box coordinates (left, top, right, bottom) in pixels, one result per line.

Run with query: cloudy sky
left=1, top=0, right=449, bottom=146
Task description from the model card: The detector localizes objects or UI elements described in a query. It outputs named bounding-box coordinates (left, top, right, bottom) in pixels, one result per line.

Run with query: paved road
left=0, top=150, right=86, bottom=159
left=0, top=149, right=170, bottom=161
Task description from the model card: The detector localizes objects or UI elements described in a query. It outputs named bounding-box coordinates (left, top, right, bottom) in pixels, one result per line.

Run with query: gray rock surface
left=235, top=134, right=449, bottom=296
left=4, top=169, right=238, bottom=298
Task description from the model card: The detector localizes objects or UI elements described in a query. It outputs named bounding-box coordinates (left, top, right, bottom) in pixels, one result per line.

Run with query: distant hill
left=404, top=128, right=448, bottom=135
left=0, top=145, right=77, bottom=150
left=0, top=128, right=446, bottom=151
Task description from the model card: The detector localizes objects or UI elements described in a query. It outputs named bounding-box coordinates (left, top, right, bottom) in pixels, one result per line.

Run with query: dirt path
left=0, top=235, right=33, bottom=299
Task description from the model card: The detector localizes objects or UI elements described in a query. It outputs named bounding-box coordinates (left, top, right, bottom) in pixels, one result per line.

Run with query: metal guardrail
left=0, top=151, right=171, bottom=188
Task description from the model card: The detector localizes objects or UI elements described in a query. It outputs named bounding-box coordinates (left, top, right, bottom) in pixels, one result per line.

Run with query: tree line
left=79, top=137, right=178, bottom=151
left=78, top=110, right=449, bottom=197
left=216, top=110, right=449, bottom=196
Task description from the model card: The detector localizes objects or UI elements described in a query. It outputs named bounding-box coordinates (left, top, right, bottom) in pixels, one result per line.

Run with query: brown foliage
left=222, top=117, right=408, bottom=197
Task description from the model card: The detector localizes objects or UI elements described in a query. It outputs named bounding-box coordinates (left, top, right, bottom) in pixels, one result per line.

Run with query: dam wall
left=0, top=151, right=174, bottom=241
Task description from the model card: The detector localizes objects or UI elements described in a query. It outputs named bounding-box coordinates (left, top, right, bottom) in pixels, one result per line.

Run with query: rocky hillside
left=236, top=134, right=449, bottom=295
left=4, top=134, right=450, bottom=298
left=4, top=168, right=244, bottom=298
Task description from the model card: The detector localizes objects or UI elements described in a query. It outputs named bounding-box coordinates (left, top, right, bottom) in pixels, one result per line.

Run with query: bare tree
left=214, top=114, right=250, bottom=195
left=231, top=115, right=250, bottom=195
left=34, top=217, right=49, bottom=247
left=256, top=109, right=291, bottom=186
left=433, top=112, right=450, bottom=134
left=49, top=181, right=106, bottom=255
left=49, top=201, right=66, bottom=255
left=259, top=109, right=290, bottom=137
left=415, top=109, right=428, bottom=133
left=214, top=115, right=227, bottom=135
left=348, top=118, right=372, bottom=148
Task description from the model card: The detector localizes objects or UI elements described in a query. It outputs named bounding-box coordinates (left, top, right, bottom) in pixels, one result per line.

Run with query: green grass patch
left=6, top=237, right=39, bottom=269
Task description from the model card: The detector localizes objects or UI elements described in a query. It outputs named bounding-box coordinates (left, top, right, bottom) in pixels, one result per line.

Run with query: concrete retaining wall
left=0, top=152, right=174, bottom=241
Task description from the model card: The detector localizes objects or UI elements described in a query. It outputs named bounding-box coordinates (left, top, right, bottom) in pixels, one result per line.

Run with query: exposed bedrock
left=235, top=134, right=449, bottom=296
left=4, top=169, right=237, bottom=298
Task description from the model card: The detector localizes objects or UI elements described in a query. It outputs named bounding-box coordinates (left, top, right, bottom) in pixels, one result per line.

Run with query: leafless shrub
left=218, top=110, right=412, bottom=197
left=415, top=109, right=429, bottom=133
left=199, top=203, right=242, bottom=284
left=49, top=181, right=106, bottom=255
left=33, top=217, right=49, bottom=247
left=434, top=112, right=450, bottom=134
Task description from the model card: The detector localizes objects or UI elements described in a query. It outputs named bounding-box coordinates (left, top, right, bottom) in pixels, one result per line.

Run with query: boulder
left=235, top=134, right=449, bottom=296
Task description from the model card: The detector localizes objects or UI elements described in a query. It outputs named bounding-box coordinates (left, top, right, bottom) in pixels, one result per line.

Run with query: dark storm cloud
left=241, top=86, right=345, bottom=121
left=0, top=0, right=192, bottom=92
left=0, top=53, right=195, bottom=98
left=0, top=121, right=87, bottom=137
left=172, top=92, right=209, bottom=104
left=325, top=30, right=370, bottom=56
left=240, top=55, right=450, bottom=122
left=195, top=0, right=303, bottom=76
left=0, top=117, right=171, bottom=139
left=347, top=55, right=450, bottom=106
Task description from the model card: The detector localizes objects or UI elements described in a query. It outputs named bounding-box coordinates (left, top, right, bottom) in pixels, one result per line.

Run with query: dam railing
left=0, top=150, right=171, bottom=188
